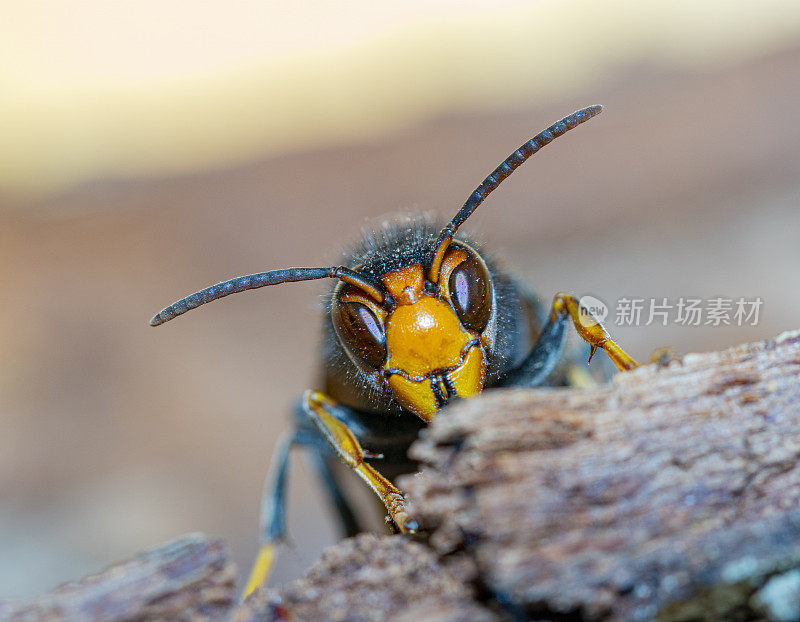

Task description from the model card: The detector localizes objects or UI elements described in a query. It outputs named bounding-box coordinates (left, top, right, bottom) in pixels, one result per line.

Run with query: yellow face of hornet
left=331, top=242, right=496, bottom=421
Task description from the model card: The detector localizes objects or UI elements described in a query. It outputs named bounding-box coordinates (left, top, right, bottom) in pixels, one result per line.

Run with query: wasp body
left=150, top=105, right=638, bottom=595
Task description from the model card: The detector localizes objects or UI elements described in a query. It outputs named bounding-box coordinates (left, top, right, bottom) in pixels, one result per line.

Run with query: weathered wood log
left=245, top=329, right=800, bottom=621
left=0, top=533, right=236, bottom=621
left=401, top=328, right=800, bottom=621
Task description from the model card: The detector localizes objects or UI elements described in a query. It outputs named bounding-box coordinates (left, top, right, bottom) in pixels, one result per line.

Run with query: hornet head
left=331, top=240, right=495, bottom=420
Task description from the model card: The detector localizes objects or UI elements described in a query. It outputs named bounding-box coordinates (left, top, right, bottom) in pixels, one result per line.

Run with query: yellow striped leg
left=242, top=390, right=417, bottom=599
left=303, top=390, right=418, bottom=534
left=552, top=293, right=639, bottom=371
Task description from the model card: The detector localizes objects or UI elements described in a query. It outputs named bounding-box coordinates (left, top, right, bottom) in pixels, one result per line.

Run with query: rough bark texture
left=240, top=328, right=800, bottom=621
left=0, top=533, right=236, bottom=621
left=235, top=534, right=497, bottom=622
left=5, top=330, right=800, bottom=621
left=401, top=328, right=800, bottom=621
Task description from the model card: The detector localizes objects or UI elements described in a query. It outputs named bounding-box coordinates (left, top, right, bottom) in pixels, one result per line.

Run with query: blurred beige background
left=2, top=0, right=800, bottom=600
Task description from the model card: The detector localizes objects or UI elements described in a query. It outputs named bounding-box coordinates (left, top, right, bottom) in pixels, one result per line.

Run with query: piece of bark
left=235, top=533, right=497, bottom=622
left=0, top=533, right=236, bottom=621
left=400, top=329, right=800, bottom=621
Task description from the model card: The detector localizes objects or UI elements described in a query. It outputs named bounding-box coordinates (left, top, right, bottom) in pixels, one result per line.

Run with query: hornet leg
left=301, top=390, right=418, bottom=535
left=242, top=428, right=307, bottom=599
left=242, top=417, right=363, bottom=598
left=243, top=392, right=415, bottom=598
left=503, top=292, right=638, bottom=387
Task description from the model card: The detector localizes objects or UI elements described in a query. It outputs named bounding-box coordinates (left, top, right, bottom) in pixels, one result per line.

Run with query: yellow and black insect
left=150, top=104, right=638, bottom=596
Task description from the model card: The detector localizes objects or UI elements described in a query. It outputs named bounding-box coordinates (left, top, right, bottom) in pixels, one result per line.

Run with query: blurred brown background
left=2, top=0, right=800, bottom=599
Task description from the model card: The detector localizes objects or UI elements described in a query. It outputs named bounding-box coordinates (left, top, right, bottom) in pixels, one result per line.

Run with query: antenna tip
left=570, top=104, right=603, bottom=125
left=149, top=314, right=164, bottom=327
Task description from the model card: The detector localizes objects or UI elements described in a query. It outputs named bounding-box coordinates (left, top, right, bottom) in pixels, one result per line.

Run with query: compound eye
left=448, top=255, right=492, bottom=332
left=333, top=302, right=387, bottom=369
